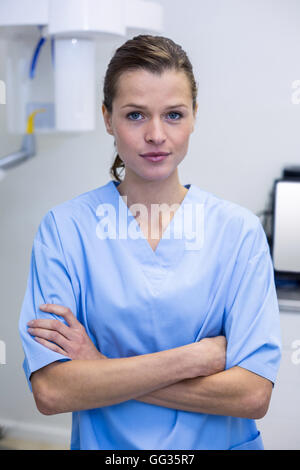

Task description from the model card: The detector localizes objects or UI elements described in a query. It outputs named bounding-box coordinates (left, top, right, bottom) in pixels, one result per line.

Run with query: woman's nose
left=144, top=118, right=166, bottom=144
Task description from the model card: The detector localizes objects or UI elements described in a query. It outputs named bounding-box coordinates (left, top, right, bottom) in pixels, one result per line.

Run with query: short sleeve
left=224, top=219, right=282, bottom=384
left=18, top=210, right=78, bottom=391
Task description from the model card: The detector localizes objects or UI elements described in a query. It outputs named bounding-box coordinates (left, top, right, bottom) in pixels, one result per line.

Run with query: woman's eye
left=167, top=111, right=183, bottom=120
left=127, top=112, right=143, bottom=121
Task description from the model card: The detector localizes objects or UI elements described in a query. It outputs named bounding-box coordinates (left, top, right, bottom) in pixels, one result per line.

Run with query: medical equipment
left=0, top=0, right=163, bottom=134
left=0, top=110, right=44, bottom=174
left=271, top=166, right=300, bottom=279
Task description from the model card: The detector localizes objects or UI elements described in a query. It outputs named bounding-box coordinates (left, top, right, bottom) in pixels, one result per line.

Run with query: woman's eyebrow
left=121, top=103, right=188, bottom=109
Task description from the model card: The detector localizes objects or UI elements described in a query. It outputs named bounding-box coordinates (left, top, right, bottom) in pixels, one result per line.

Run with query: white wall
left=0, top=0, right=300, bottom=449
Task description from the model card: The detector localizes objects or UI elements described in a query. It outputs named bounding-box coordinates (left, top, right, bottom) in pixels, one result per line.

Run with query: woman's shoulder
left=191, top=183, right=260, bottom=229
left=191, top=184, right=268, bottom=258
left=37, top=181, right=113, bottom=234
left=53, top=181, right=112, bottom=213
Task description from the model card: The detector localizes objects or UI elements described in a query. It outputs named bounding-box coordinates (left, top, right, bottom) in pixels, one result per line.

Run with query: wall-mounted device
left=0, top=0, right=164, bottom=134
left=0, top=0, right=164, bottom=176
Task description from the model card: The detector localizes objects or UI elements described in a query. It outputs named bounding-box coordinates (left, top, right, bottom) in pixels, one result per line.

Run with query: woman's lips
left=140, top=153, right=170, bottom=162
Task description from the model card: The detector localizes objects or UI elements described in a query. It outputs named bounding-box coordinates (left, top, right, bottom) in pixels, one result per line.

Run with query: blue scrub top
left=19, top=180, right=281, bottom=450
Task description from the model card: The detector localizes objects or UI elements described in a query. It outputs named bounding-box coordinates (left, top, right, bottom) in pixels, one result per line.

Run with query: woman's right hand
left=183, top=336, right=227, bottom=378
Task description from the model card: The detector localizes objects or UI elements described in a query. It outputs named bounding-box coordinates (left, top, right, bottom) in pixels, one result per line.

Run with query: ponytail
left=110, top=154, right=125, bottom=183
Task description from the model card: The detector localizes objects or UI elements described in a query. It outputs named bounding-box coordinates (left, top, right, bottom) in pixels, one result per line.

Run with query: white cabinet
left=258, top=310, right=300, bottom=450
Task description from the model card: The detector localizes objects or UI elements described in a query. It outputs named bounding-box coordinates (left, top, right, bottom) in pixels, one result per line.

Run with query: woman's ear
left=193, top=103, right=198, bottom=120
left=102, top=104, right=114, bottom=136
left=191, top=103, right=198, bottom=133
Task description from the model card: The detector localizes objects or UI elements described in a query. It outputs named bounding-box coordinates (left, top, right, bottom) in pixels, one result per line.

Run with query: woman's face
left=103, top=68, right=197, bottom=182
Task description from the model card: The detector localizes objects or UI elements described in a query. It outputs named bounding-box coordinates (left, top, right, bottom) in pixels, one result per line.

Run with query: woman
left=19, top=35, right=281, bottom=450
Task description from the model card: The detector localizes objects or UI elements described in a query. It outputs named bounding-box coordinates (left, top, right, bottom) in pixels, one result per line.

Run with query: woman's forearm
left=136, top=366, right=273, bottom=419
left=31, top=342, right=207, bottom=415
left=28, top=305, right=227, bottom=416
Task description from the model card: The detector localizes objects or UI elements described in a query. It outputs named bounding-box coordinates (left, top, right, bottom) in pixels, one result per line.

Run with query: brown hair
left=102, top=35, right=198, bottom=183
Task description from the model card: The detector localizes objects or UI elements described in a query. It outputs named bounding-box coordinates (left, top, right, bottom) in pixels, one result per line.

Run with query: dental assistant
left=19, top=35, right=281, bottom=450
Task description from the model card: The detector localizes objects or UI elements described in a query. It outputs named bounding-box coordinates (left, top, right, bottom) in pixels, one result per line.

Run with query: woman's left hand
left=27, top=303, right=106, bottom=360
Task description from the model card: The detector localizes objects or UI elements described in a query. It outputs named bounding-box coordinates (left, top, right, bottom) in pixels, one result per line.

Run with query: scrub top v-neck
left=19, top=179, right=281, bottom=450
left=109, top=180, right=195, bottom=297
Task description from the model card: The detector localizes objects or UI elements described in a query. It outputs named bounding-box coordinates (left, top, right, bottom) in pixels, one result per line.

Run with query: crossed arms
left=28, top=304, right=272, bottom=419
